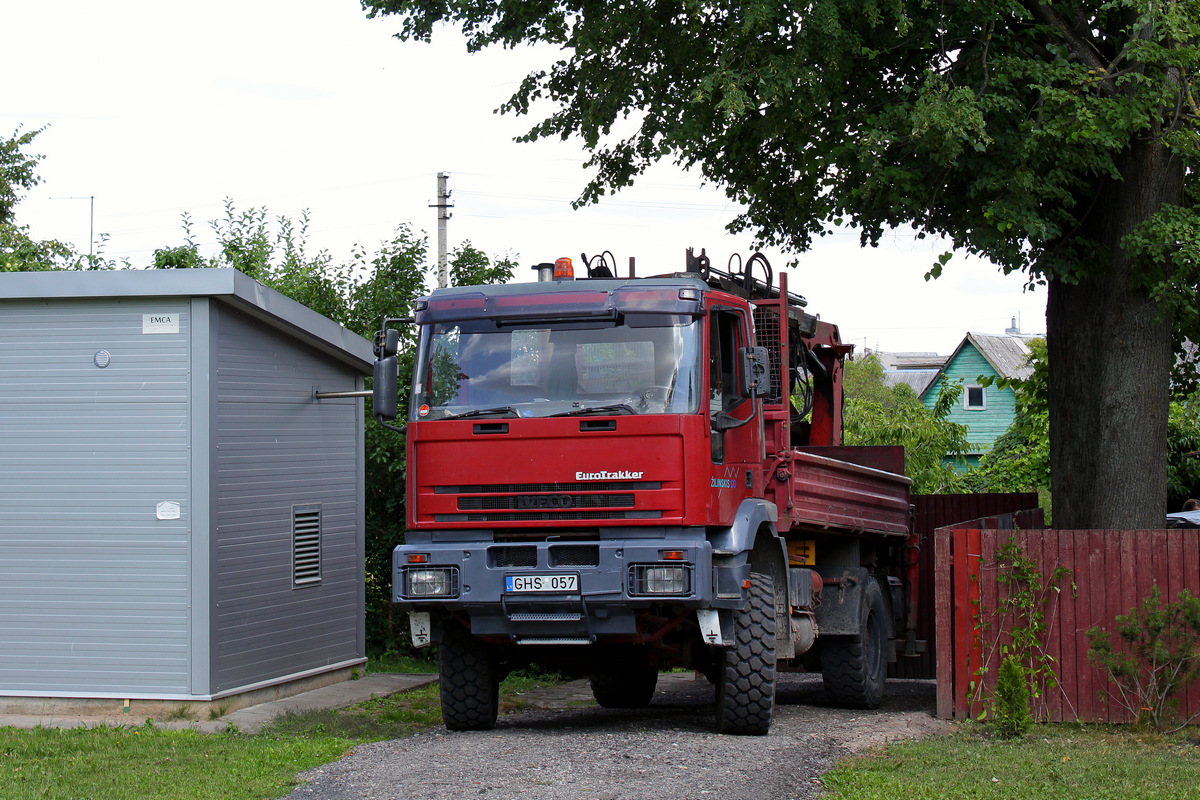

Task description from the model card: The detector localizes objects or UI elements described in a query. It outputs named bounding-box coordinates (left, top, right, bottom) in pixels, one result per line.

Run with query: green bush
left=1087, top=586, right=1200, bottom=732
left=991, top=654, right=1033, bottom=738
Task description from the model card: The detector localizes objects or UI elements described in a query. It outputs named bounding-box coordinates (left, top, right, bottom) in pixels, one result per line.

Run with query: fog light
left=406, top=567, right=458, bottom=597
left=629, top=564, right=691, bottom=596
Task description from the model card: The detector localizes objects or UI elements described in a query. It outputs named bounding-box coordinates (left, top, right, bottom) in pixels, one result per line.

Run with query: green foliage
left=450, top=240, right=517, bottom=287
left=991, top=654, right=1034, bottom=738
left=363, top=0, right=1199, bottom=283
left=1, top=126, right=45, bottom=226
left=975, top=537, right=1073, bottom=723
left=1087, top=585, right=1200, bottom=733
left=962, top=338, right=1051, bottom=498
left=1167, top=397, right=1200, bottom=508
left=841, top=355, right=968, bottom=493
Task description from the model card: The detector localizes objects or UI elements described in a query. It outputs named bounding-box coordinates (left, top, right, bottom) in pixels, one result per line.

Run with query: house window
left=292, top=504, right=322, bottom=588
left=965, top=385, right=986, bottom=410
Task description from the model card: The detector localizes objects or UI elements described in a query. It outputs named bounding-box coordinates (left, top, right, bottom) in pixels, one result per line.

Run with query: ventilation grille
left=491, top=546, right=538, bottom=568
left=551, top=545, right=600, bottom=566
left=293, top=505, right=322, bottom=588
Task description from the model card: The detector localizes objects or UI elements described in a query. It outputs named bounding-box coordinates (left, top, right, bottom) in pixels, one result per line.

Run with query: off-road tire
left=821, top=577, right=887, bottom=709
left=715, top=571, right=776, bottom=735
left=589, top=666, right=659, bottom=708
left=439, top=620, right=499, bottom=731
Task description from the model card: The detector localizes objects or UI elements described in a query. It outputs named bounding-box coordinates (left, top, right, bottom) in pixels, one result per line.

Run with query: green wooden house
left=920, top=332, right=1034, bottom=468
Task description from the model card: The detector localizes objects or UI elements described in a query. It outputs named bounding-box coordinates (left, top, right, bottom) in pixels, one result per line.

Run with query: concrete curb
left=0, top=674, right=439, bottom=734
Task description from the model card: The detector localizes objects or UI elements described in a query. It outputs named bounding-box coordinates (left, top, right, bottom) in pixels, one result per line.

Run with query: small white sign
left=143, top=313, right=179, bottom=334
left=156, top=501, right=181, bottom=520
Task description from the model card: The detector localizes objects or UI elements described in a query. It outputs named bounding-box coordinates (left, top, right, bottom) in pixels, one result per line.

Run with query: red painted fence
left=897, top=494, right=1041, bottom=680
left=936, top=526, right=1200, bottom=724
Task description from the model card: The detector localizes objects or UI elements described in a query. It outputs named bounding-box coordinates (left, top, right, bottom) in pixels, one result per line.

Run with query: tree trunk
left=1046, top=138, right=1182, bottom=530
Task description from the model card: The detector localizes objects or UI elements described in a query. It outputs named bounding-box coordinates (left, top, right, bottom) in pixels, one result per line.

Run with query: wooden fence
left=896, top=494, right=1041, bottom=680
left=936, top=526, right=1200, bottom=724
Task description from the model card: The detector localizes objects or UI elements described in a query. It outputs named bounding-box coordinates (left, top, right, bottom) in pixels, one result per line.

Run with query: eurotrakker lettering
left=576, top=470, right=644, bottom=481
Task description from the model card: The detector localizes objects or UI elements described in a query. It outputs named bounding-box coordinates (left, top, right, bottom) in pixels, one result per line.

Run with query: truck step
left=513, top=637, right=593, bottom=646
left=508, top=612, right=583, bottom=622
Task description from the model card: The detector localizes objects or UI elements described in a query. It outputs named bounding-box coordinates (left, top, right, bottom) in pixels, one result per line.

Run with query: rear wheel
left=715, top=571, right=777, bottom=735
left=821, top=577, right=887, bottom=709
left=589, top=665, right=659, bottom=708
left=439, top=619, right=499, bottom=731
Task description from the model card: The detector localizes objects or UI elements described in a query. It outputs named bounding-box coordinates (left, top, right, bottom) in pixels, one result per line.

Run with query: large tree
left=364, top=0, right=1199, bottom=528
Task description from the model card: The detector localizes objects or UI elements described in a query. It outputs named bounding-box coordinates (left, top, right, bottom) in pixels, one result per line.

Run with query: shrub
left=990, top=655, right=1033, bottom=738
left=1086, top=586, right=1200, bottom=732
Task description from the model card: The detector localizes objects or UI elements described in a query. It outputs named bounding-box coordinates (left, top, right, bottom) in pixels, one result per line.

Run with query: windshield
left=410, top=318, right=703, bottom=420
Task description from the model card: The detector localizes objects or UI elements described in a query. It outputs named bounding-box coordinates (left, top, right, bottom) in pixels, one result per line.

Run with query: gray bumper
left=392, top=535, right=732, bottom=641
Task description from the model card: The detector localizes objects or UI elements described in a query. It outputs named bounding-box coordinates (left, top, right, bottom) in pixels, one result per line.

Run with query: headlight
left=629, top=564, right=691, bottom=596
left=404, top=567, right=459, bottom=598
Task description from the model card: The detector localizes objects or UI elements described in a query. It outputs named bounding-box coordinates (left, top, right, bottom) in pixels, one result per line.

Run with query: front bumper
left=392, top=534, right=739, bottom=642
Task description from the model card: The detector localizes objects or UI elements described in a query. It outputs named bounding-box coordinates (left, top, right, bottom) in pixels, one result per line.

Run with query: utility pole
left=430, top=172, right=453, bottom=288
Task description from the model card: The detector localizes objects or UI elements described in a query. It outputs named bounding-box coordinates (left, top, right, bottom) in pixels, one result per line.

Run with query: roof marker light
left=554, top=257, right=575, bottom=280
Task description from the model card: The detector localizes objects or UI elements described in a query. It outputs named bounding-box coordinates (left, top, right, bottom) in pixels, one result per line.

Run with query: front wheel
left=439, top=619, right=499, bottom=731
left=715, top=571, right=777, bottom=735
left=821, top=577, right=887, bottom=709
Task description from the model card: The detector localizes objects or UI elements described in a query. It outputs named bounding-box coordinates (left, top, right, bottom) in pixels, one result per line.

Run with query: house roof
left=0, top=268, right=374, bottom=371
left=917, top=332, right=1034, bottom=402
left=963, top=332, right=1034, bottom=381
left=866, top=350, right=949, bottom=397
left=885, top=369, right=942, bottom=396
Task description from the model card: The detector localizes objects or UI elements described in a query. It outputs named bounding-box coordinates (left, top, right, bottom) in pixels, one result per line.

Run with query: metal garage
left=0, top=268, right=372, bottom=700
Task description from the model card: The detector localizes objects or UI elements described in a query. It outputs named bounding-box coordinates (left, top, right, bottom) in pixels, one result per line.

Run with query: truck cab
left=376, top=251, right=912, bottom=735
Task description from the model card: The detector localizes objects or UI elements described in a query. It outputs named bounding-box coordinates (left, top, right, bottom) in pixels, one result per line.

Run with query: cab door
left=707, top=306, right=762, bottom=521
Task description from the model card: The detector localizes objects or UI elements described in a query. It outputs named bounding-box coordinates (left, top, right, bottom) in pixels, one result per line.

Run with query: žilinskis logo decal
left=575, top=470, right=644, bottom=481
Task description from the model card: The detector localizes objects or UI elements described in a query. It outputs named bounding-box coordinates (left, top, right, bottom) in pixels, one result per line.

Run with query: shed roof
left=0, top=268, right=373, bottom=371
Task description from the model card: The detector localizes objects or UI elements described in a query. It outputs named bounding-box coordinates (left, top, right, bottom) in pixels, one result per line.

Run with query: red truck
left=372, top=249, right=913, bottom=735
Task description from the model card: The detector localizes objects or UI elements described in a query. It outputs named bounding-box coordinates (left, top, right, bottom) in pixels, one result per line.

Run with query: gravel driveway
left=286, top=673, right=947, bottom=800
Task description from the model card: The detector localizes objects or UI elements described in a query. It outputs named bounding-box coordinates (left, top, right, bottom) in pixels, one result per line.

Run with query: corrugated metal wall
left=210, top=305, right=363, bottom=693
left=0, top=298, right=192, bottom=695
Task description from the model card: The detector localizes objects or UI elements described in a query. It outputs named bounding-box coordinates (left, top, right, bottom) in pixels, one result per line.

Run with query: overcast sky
left=4, top=0, right=1046, bottom=354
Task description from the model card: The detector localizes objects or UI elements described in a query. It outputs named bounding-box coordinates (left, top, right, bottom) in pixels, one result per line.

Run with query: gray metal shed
left=0, top=268, right=373, bottom=701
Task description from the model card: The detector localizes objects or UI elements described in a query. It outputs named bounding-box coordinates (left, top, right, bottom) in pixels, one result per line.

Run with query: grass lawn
left=0, top=666, right=563, bottom=800
left=823, top=723, right=1200, bottom=800
left=0, top=725, right=353, bottom=800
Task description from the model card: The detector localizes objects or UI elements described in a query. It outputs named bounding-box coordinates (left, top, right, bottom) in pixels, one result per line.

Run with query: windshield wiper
left=549, top=403, right=637, bottom=417
left=442, top=405, right=521, bottom=420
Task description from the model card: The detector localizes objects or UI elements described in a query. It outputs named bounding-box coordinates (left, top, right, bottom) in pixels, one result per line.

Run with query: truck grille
left=437, top=481, right=660, bottom=493
left=435, top=510, right=663, bottom=522
left=435, top=479, right=663, bottom=523
left=458, top=494, right=635, bottom=511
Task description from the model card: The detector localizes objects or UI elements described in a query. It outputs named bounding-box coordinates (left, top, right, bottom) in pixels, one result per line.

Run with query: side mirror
left=374, top=328, right=400, bottom=359
left=373, top=355, right=399, bottom=421
left=738, top=346, right=771, bottom=398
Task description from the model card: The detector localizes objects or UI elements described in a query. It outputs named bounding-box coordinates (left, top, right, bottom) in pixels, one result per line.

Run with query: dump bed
left=767, top=445, right=911, bottom=538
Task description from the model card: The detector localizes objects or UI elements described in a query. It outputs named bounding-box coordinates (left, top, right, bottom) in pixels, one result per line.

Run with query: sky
left=4, top=0, right=1046, bottom=355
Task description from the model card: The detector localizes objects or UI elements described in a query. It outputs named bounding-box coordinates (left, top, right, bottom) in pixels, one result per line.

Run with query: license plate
left=505, top=574, right=579, bottom=593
